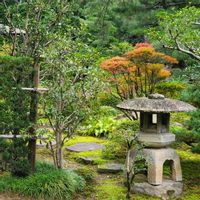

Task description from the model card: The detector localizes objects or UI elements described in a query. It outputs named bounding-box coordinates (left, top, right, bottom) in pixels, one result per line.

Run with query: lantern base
left=132, top=180, right=183, bottom=200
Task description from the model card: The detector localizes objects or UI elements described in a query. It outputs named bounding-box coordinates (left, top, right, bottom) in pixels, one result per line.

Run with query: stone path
left=78, top=156, right=98, bottom=164
left=97, top=163, right=124, bottom=173
left=66, top=142, right=105, bottom=152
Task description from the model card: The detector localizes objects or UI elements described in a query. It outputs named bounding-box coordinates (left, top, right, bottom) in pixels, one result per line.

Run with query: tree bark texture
left=56, top=132, right=63, bottom=169
left=28, top=61, right=40, bottom=172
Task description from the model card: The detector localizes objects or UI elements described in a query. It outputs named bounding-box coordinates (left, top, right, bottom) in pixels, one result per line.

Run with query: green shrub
left=180, top=80, right=200, bottom=153
left=0, top=162, right=85, bottom=200
left=188, top=109, right=200, bottom=134
left=171, top=109, right=200, bottom=154
left=103, top=120, right=140, bottom=160
left=75, top=167, right=96, bottom=182
left=0, top=138, right=29, bottom=173
left=170, top=112, right=189, bottom=125
left=102, top=142, right=125, bottom=159
left=192, top=143, right=200, bottom=154
left=109, top=120, right=139, bottom=142
left=181, top=81, right=200, bottom=107
left=171, top=126, right=200, bottom=153
left=171, top=126, right=199, bottom=145
left=155, top=81, right=186, bottom=98
left=10, top=159, right=31, bottom=177
left=98, top=92, right=120, bottom=107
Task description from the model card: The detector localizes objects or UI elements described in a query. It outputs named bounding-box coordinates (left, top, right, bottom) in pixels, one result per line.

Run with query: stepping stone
left=97, top=163, right=124, bottom=173
left=66, top=142, right=105, bottom=152
left=78, top=156, right=99, bottom=164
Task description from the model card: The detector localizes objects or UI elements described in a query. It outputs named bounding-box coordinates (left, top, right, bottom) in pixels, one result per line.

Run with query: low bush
left=0, top=162, right=85, bottom=200
left=171, top=127, right=199, bottom=145
left=192, top=143, right=200, bottom=154
left=75, top=167, right=96, bottom=182
left=10, top=159, right=31, bottom=177
left=155, top=81, right=186, bottom=98
left=171, top=126, right=200, bottom=153
left=103, top=120, right=140, bottom=160
left=0, top=138, right=30, bottom=176
left=98, top=92, right=120, bottom=107
left=102, top=142, right=125, bottom=160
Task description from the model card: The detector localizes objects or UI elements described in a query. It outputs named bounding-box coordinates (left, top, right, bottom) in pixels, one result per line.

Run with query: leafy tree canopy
left=147, top=6, right=200, bottom=62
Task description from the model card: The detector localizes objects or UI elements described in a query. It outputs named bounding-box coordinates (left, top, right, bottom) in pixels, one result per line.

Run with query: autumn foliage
left=101, top=43, right=178, bottom=99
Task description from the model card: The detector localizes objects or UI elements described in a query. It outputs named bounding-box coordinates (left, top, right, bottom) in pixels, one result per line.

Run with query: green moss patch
left=96, top=178, right=126, bottom=200
left=65, top=136, right=108, bottom=146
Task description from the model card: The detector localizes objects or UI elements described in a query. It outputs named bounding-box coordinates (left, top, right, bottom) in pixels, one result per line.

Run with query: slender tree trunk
left=56, top=132, right=63, bottom=169
left=126, top=171, right=131, bottom=199
left=28, top=61, right=40, bottom=173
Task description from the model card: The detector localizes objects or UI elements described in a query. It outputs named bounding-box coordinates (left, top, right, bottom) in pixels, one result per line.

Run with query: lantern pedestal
left=142, top=148, right=182, bottom=185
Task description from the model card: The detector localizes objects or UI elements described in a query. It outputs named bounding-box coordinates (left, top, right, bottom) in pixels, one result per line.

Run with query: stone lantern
left=117, top=94, right=196, bottom=199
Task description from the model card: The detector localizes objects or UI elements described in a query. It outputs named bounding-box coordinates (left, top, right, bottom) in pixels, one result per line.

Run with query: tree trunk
left=126, top=171, right=131, bottom=199
left=56, top=132, right=63, bottom=169
left=28, top=61, right=40, bottom=173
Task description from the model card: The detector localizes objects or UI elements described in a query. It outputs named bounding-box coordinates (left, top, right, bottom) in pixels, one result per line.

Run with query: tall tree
left=1, top=0, right=82, bottom=172
left=41, top=38, right=101, bottom=169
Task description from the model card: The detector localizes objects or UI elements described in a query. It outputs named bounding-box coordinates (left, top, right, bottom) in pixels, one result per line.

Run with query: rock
left=132, top=180, right=183, bottom=200
left=97, top=163, right=124, bottom=173
left=78, top=156, right=99, bottom=165
left=66, top=142, right=105, bottom=152
left=148, top=93, right=165, bottom=99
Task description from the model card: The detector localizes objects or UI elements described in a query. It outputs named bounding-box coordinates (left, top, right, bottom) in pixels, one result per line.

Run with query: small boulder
left=97, top=163, right=124, bottom=173
left=78, top=156, right=99, bottom=165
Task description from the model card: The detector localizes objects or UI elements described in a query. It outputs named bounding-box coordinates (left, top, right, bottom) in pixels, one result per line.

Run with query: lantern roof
left=117, top=94, right=196, bottom=113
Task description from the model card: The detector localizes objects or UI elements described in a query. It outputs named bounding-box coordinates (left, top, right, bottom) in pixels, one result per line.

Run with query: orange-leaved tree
left=101, top=43, right=178, bottom=100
